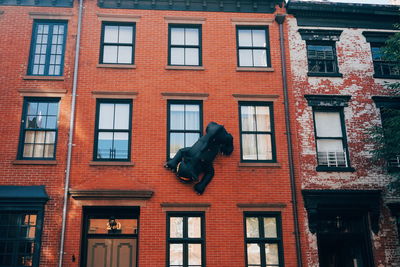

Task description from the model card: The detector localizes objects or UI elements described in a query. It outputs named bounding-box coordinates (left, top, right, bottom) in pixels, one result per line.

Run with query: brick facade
left=0, top=1, right=300, bottom=267
left=287, top=1, right=400, bottom=267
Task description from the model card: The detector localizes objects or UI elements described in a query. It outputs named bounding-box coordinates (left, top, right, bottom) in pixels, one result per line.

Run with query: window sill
left=165, top=65, right=205, bottom=71
left=89, top=161, right=135, bottom=166
left=13, top=160, right=57, bottom=165
left=307, top=72, right=343, bottom=78
left=97, top=64, right=136, bottom=69
left=23, top=75, right=64, bottom=80
left=238, top=162, right=281, bottom=168
left=236, top=67, right=274, bottom=72
left=373, top=74, right=400, bottom=80
left=316, top=166, right=355, bottom=172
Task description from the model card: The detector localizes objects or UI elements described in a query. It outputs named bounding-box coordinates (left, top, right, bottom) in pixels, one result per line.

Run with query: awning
left=0, top=185, right=49, bottom=204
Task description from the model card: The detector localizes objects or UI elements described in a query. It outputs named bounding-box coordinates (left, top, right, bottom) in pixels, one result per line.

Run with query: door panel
left=87, top=238, right=136, bottom=267
left=114, top=239, right=137, bottom=267
left=87, top=239, right=111, bottom=267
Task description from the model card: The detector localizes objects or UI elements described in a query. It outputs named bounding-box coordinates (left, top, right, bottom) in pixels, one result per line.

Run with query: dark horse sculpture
left=164, top=122, right=234, bottom=195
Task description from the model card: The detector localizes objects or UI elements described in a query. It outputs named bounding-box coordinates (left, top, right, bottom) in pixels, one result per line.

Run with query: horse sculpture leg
left=164, top=147, right=189, bottom=172
left=194, top=164, right=215, bottom=195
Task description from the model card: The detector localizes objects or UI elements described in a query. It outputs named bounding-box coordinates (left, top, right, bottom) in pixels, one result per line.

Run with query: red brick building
left=0, top=0, right=303, bottom=267
left=287, top=1, right=400, bottom=267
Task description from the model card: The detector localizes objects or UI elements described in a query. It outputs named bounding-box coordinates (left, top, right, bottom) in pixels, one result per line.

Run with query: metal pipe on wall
left=58, top=0, right=83, bottom=266
left=275, top=13, right=303, bottom=267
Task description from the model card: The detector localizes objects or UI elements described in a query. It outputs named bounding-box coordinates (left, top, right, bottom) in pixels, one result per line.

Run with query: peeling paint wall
left=287, top=16, right=400, bottom=267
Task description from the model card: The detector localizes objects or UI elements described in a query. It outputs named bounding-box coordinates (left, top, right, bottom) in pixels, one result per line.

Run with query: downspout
left=58, top=0, right=83, bottom=266
left=275, top=14, right=303, bottom=267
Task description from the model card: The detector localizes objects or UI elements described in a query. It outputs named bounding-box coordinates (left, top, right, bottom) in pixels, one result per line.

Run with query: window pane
left=188, top=244, right=202, bottom=265
left=47, top=103, right=58, bottom=115
left=99, top=104, right=115, bottom=129
left=371, top=47, right=382, bottom=60
left=33, top=144, right=44, bottom=157
left=241, top=106, right=256, bottom=131
left=239, top=49, right=253, bottom=67
left=170, top=217, right=183, bottom=238
left=242, top=134, right=257, bottom=160
left=114, top=104, right=130, bottom=130
left=171, top=28, right=185, bottom=45
left=44, top=144, right=54, bottom=158
left=246, top=217, right=259, bottom=238
left=317, top=139, right=344, bottom=152
left=97, top=132, right=113, bottom=159
left=185, top=105, right=200, bottom=130
left=26, top=116, right=38, bottom=129
left=171, top=48, right=185, bottom=65
left=170, top=133, right=184, bottom=158
left=315, top=112, right=342, bottom=137
left=170, top=244, right=183, bottom=265
left=27, top=103, right=38, bottom=115
left=185, top=48, right=199, bottom=66
left=265, top=243, right=279, bottom=265
left=247, top=243, right=261, bottom=265
left=238, top=30, right=252, bottom=47
left=117, top=46, right=132, bottom=64
left=103, top=46, right=118, bottom=63
left=257, top=134, right=272, bottom=160
left=188, top=217, right=201, bottom=238
left=118, top=26, right=133, bottom=43
left=25, top=131, right=35, bottom=143
left=34, top=131, right=45, bottom=143
left=253, top=50, right=267, bottom=67
left=23, top=145, right=34, bottom=158
left=263, top=217, right=277, bottom=238
left=255, top=106, right=270, bottom=131
left=104, top=26, right=118, bottom=43
left=113, top=132, right=129, bottom=159
left=186, top=133, right=200, bottom=148
left=170, top=105, right=185, bottom=130
left=38, top=102, right=48, bottom=116
left=185, top=28, right=199, bottom=45
left=252, top=30, right=266, bottom=47
left=45, top=132, right=56, bottom=144
left=46, top=116, right=57, bottom=129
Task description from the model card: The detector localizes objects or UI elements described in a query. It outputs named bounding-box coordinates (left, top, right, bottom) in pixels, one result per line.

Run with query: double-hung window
left=18, top=98, right=59, bottom=160
left=244, top=212, right=283, bottom=267
left=168, top=25, right=202, bottom=66
left=167, top=101, right=202, bottom=159
left=239, top=102, right=275, bottom=162
left=236, top=26, right=270, bottom=68
left=306, top=42, right=339, bottom=75
left=94, top=99, right=132, bottom=161
left=167, top=212, right=205, bottom=267
left=100, top=22, right=135, bottom=64
left=0, top=210, right=43, bottom=267
left=28, top=20, right=67, bottom=76
left=370, top=44, right=400, bottom=79
left=313, top=108, right=350, bottom=169
left=299, top=29, right=342, bottom=77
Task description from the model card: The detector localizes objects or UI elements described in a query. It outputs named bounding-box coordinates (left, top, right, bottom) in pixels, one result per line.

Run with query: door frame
left=80, top=206, right=140, bottom=267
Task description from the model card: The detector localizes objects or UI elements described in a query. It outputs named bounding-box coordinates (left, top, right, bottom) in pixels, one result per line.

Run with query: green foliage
left=382, top=25, right=400, bottom=93
left=371, top=28, right=400, bottom=191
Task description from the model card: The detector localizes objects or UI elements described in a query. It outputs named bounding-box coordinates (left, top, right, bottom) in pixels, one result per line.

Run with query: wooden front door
left=87, top=239, right=137, bottom=267
left=81, top=207, right=139, bottom=267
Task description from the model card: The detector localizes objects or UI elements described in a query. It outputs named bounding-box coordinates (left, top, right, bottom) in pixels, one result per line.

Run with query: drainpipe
left=58, top=0, right=83, bottom=266
left=275, top=14, right=303, bottom=267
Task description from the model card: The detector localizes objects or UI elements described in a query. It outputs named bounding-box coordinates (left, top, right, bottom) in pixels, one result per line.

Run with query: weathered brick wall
left=287, top=15, right=400, bottom=267
left=0, top=3, right=78, bottom=267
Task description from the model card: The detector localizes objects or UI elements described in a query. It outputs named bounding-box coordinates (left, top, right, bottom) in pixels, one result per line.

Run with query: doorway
left=81, top=207, right=139, bottom=267
left=316, top=213, right=374, bottom=267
